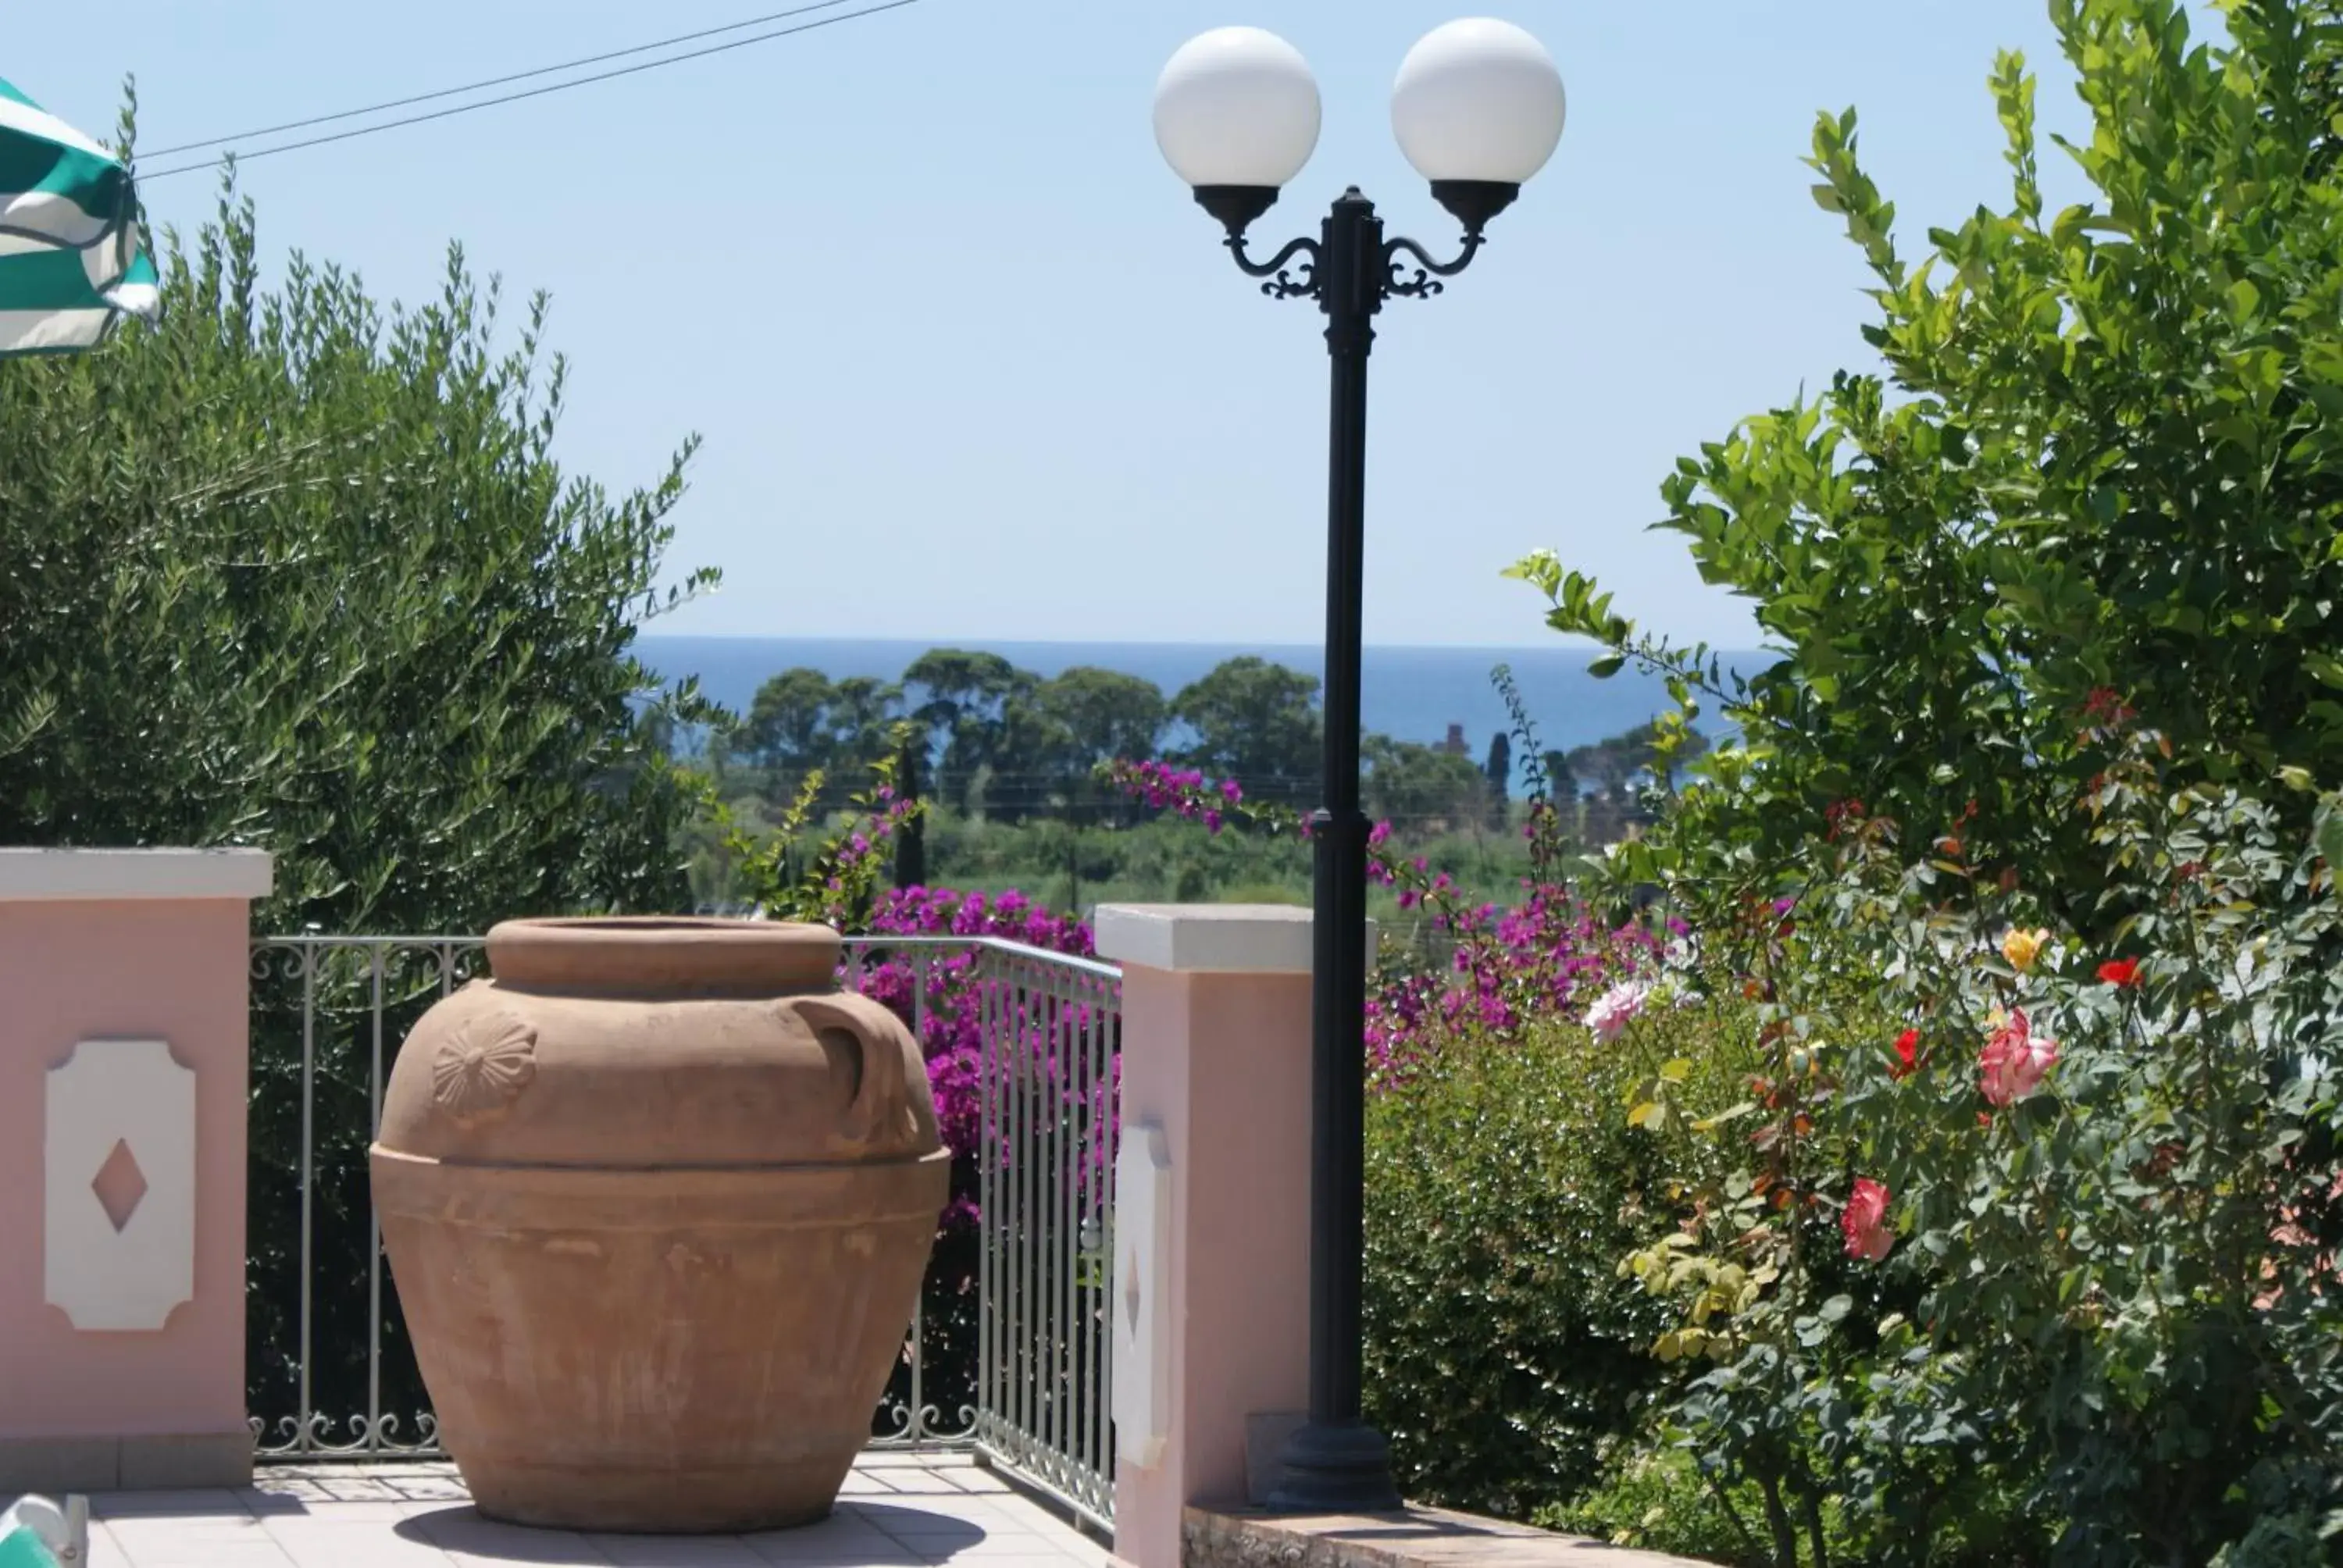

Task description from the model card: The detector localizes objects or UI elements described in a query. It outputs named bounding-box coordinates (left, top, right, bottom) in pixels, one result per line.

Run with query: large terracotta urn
left=370, top=917, right=947, bottom=1533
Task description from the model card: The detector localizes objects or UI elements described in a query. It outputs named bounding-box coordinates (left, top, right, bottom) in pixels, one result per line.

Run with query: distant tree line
left=711, top=649, right=1705, bottom=844
left=1537, top=721, right=1710, bottom=846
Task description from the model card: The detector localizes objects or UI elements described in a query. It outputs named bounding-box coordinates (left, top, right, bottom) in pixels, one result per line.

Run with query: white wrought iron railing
left=959, top=942, right=1121, bottom=1533
left=244, top=932, right=1120, bottom=1531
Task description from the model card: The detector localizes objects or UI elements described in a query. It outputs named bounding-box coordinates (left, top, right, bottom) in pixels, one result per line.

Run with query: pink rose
left=1582, top=979, right=1651, bottom=1043
left=1978, top=1009, right=2059, bottom=1108
left=1843, top=1177, right=1893, bottom=1261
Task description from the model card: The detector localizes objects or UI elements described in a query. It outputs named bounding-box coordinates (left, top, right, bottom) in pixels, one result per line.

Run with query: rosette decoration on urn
left=369, top=918, right=947, bottom=1533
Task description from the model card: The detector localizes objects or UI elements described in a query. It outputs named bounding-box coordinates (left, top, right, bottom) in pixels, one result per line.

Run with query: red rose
left=1842, top=1178, right=1893, bottom=1262
left=1889, top=1028, right=1922, bottom=1079
left=2097, top=957, right=2142, bottom=989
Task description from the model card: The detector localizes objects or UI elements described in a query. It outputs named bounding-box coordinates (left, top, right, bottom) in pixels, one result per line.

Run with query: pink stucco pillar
left=0, top=849, right=273, bottom=1492
left=1097, top=904, right=1335, bottom=1568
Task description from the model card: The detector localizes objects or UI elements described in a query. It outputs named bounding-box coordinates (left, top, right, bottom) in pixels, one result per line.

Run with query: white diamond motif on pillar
left=1111, top=1121, right=1173, bottom=1470
left=45, top=1039, right=196, bottom=1331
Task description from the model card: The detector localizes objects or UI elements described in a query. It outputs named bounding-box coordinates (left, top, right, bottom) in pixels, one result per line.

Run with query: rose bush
left=1613, top=724, right=2343, bottom=1566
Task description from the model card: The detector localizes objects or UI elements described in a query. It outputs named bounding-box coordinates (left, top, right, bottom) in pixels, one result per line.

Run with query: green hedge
left=1362, top=995, right=1758, bottom=1520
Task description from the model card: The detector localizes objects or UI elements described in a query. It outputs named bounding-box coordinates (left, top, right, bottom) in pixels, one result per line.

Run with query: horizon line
left=636, top=630, right=1771, bottom=654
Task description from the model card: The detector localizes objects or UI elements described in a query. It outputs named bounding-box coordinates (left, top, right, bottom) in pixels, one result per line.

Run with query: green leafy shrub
left=1362, top=987, right=1763, bottom=1518
left=726, top=733, right=925, bottom=929
left=1539, top=1445, right=1863, bottom=1568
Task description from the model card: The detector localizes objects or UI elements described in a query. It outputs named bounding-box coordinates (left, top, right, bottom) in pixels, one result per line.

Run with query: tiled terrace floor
left=83, top=1453, right=1113, bottom=1568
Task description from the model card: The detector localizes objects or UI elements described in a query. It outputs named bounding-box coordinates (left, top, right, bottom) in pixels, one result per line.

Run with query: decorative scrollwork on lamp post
left=1153, top=17, right=1567, bottom=1516
left=1215, top=191, right=1498, bottom=307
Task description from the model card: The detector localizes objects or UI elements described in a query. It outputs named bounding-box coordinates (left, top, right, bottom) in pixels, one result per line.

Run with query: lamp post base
left=1263, top=1420, right=1402, bottom=1514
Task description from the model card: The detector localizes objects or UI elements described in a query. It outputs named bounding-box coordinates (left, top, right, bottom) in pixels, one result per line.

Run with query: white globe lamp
left=1392, top=18, right=1565, bottom=231
left=1153, top=27, right=1321, bottom=236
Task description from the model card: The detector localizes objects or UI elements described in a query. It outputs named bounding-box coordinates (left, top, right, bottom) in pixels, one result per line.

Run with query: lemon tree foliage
left=1514, top=0, right=2343, bottom=934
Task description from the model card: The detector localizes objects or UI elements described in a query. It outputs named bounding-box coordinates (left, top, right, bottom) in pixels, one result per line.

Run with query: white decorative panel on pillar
left=1111, top=1121, right=1173, bottom=1469
left=45, top=1039, right=196, bottom=1331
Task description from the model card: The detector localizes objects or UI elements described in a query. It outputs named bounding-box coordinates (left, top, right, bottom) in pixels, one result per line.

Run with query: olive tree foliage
left=1515, top=0, right=2343, bottom=932
left=0, top=183, right=718, bottom=934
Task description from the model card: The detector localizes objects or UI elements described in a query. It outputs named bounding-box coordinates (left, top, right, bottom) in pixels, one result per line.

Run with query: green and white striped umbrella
left=1, top=74, right=158, bottom=356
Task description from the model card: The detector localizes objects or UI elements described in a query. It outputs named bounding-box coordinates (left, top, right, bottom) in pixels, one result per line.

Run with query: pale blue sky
left=20, top=3, right=2140, bottom=647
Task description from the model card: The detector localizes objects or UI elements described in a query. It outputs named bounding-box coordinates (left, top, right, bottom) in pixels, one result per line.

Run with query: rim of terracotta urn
left=484, top=915, right=841, bottom=996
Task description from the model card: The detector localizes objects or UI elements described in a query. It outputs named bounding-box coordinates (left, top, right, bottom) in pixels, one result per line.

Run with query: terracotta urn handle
left=792, top=992, right=935, bottom=1159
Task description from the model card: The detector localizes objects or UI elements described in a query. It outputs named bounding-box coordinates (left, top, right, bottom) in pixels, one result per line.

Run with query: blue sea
left=636, top=636, right=1756, bottom=793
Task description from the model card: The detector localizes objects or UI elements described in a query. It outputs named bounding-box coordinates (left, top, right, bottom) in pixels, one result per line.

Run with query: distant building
left=1437, top=723, right=1469, bottom=757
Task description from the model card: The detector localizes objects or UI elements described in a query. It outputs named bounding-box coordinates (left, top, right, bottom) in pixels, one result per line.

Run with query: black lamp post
left=1153, top=20, right=1567, bottom=1516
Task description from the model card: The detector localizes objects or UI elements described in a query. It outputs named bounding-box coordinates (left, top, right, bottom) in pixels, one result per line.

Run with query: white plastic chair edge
left=1, top=1494, right=90, bottom=1564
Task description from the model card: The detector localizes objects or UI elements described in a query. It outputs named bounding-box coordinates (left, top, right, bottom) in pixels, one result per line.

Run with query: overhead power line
left=141, top=0, right=872, bottom=159
left=142, top=0, right=922, bottom=180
